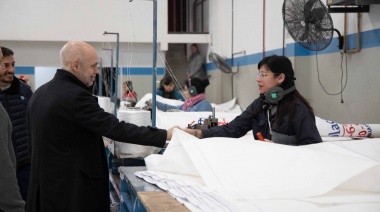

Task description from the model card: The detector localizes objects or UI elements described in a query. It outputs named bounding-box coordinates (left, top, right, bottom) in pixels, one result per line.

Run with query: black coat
left=202, top=97, right=322, bottom=145
left=0, top=78, right=33, bottom=168
left=26, top=69, right=166, bottom=212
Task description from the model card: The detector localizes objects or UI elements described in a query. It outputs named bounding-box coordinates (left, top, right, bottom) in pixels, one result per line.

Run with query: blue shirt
left=156, top=99, right=213, bottom=112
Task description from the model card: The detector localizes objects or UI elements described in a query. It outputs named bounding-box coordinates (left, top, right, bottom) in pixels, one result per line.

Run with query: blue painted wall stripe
left=14, top=67, right=166, bottom=76
left=15, top=66, right=34, bottom=74
left=122, top=67, right=165, bottom=75
left=13, top=28, right=380, bottom=75
left=209, top=27, right=380, bottom=70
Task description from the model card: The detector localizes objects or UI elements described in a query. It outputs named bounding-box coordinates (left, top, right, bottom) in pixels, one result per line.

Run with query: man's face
left=191, top=46, right=197, bottom=54
left=0, top=54, right=15, bottom=85
left=0, top=51, right=3, bottom=72
left=77, top=50, right=99, bottom=87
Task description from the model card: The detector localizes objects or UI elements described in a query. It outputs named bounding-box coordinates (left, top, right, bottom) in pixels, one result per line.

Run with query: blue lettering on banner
left=364, top=124, right=372, bottom=137
left=324, top=119, right=340, bottom=137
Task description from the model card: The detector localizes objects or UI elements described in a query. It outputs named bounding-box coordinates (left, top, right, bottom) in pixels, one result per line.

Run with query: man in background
left=0, top=46, right=33, bottom=201
left=0, top=46, right=25, bottom=212
left=186, top=43, right=207, bottom=80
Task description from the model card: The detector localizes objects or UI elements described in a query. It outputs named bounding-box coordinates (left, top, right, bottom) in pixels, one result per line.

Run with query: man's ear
left=72, top=59, right=80, bottom=71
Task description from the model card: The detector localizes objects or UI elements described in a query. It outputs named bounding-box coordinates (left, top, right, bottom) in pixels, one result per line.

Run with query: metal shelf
left=327, top=0, right=379, bottom=5
left=326, top=0, right=379, bottom=13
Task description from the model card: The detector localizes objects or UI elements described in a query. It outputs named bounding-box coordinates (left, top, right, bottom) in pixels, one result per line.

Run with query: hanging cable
left=315, top=50, right=348, bottom=102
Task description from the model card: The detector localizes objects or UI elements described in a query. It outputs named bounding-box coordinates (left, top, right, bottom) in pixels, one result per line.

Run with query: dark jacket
left=26, top=69, right=167, bottom=212
left=156, top=89, right=185, bottom=101
left=0, top=78, right=33, bottom=169
left=0, top=103, right=25, bottom=212
left=202, top=97, right=322, bottom=145
left=187, top=52, right=207, bottom=80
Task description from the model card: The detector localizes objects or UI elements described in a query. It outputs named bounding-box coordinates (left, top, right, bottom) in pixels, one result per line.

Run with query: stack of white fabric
left=97, top=96, right=114, bottom=114
left=135, top=93, right=184, bottom=108
left=140, top=129, right=380, bottom=212
left=110, top=109, right=161, bottom=158
left=135, top=93, right=242, bottom=113
left=211, top=97, right=242, bottom=113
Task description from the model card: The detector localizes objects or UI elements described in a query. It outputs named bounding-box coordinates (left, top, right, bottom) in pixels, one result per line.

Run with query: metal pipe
left=152, top=0, right=157, bottom=127
left=232, top=50, right=246, bottom=56
left=344, top=12, right=361, bottom=54
left=231, top=0, right=234, bottom=99
left=98, top=58, right=103, bottom=96
left=103, top=31, right=120, bottom=116
left=262, top=0, right=266, bottom=58
left=102, top=48, right=114, bottom=97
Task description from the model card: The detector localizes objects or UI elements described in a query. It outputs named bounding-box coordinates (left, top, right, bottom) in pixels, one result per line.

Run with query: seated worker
left=183, top=55, right=322, bottom=146
left=122, top=80, right=137, bottom=106
left=156, top=75, right=185, bottom=101
left=156, top=77, right=212, bottom=112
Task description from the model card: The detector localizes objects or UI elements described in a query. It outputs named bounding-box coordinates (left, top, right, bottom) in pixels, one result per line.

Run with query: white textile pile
left=135, top=93, right=184, bottom=108
left=135, top=93, right=242, bottom=113
left=139, top=129, right=380, bottom=212
left=108, top=109, right=162, bottom=158
left=96, top=96, right=115, bottom=114
left=210, top=97, right=242, bottom=113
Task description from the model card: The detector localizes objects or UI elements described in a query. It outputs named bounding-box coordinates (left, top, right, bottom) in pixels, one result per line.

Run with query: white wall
left=1, top=0, right=379, bottom=124
left=205, top=0, right=380, bottom=124
left=0, top=0, right=155, bottom=43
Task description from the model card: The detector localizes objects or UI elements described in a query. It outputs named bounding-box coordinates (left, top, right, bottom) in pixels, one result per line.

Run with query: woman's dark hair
left=184, top=77, right=209, bottom=94
left=159, top=75, right=174, bottom=90
left=124, top=80, right=133, bottom=91
left=254, top=55, right=314, bottom=131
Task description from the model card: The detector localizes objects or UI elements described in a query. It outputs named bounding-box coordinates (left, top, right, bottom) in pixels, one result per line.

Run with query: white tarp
left=143, top=129, right=380, bottom=211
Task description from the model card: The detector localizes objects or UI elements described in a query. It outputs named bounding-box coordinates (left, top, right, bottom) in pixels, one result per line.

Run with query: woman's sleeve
left=202, top=101, right=257, bottom=138
left=156, top=101, right=183, bottom=112
left=156, top=89, right=163, bottom=97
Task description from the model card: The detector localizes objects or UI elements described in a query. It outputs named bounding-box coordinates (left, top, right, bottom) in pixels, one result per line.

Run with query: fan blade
left=310, top=8, right=326, bottom=25
left=304, top=0, right=318, bottom=16
left=209, top=53, right=232, bottom=74
left=299, top=24, right=310, bottom=41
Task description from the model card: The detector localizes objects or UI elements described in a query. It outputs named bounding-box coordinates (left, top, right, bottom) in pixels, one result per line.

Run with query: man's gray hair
left=60, top=41, right=87, bottom=70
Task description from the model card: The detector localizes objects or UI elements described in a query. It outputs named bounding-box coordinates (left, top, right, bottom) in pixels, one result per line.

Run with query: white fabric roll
left=97, top=96, right=111, bottom=113
left=316, top=116, right=380, bottom=138
left=114, top=109, right=161, bottom=158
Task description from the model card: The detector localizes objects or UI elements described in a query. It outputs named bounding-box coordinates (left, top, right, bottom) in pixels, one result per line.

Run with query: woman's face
left=184, top=85, right=191, bottom=99
left=164, top=82, right=175, bottom=92
left=256, top=65, right=284, bottom=94
left=123, top=83, right=129, bottom=92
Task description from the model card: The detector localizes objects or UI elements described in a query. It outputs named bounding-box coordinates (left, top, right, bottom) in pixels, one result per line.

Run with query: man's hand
left=166, top=126, right=180, bottom=141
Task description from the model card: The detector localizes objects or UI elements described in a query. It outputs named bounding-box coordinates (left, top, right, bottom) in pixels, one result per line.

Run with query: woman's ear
left=277, top=73, right=285, bottom=84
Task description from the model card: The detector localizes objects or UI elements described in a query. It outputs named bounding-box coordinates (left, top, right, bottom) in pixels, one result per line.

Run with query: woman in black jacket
left=184, top=55, right=322, bottom=146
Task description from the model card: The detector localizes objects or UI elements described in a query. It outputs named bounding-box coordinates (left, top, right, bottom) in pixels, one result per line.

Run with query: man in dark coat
left=26, top=41, right=177, bottom=212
